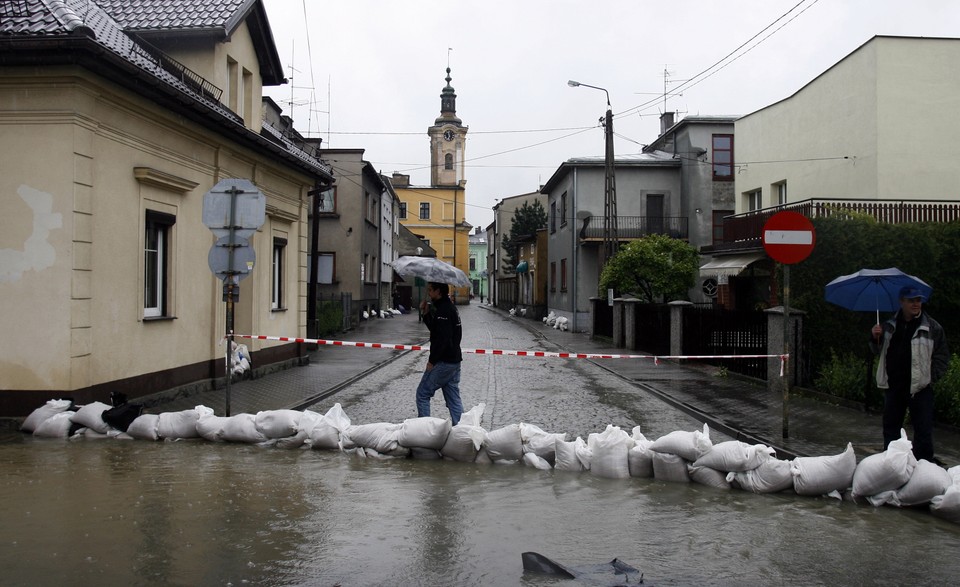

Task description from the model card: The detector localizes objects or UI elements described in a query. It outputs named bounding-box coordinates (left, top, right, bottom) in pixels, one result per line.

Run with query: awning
left=516, top=261, right=529, bottom=273
left=699, top=252, right=765, bottom=277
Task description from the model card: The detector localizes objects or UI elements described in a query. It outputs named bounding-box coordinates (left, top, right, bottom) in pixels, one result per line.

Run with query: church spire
left=436, top=67, right=461, bottom=125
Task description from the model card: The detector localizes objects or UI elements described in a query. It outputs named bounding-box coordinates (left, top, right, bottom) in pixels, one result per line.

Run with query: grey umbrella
left=391, top=256, right=470, bottom=287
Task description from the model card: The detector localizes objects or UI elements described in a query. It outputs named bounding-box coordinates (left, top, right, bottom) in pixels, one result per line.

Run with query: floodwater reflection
left=1, top=435, right=958, bottom=586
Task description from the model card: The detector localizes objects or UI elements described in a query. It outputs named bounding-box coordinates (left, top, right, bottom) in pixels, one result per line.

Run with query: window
left=365, top=191, right=378, bottom=223
left=560, top=259, right=567, bottom=292
left=443, top=201, right=455, bottom=220
left=443, top=239, right=454, bottom=258
left=317, top=252, right=336, bottom=284
left=399, top=202, right=407, bottom=219
left=550, top=201, right=556, bottom=233
left=272, top=238, right=286, bottom=310
left=560, top=191, right=568, bottom=226
left=144, top=210, right=175, bottom=318
left=776, top=181, right=788, bottom=206
left=419, top=202, right=430, bottom=220
left=712, top=134, right=734, bottom=180
left=712, top=210, right=732, bottom=245
left=318, top=186, right=336, bottom=213
left=745, top=189, right=762, bottom=212
left=444, top=153, right=453, bottom=170
left=469, top=256, right=476, bottom=271
left=550, top=261, right=556, bottom=292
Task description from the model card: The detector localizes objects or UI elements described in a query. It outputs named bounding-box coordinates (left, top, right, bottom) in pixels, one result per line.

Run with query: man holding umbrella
left=870, top=286, right=949, bottom=462
left=416, top=282, right=463, bottom=424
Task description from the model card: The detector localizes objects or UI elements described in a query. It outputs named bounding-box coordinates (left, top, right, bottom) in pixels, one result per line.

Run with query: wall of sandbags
left=18, top=399, right=960, bottom=525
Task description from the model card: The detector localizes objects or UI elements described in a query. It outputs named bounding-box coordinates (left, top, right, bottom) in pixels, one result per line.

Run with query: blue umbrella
left=824, top=267, right=932, bottom=323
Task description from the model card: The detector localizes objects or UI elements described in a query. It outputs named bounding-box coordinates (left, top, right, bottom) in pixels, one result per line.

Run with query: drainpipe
left=572, top=168, right=578, bottom=333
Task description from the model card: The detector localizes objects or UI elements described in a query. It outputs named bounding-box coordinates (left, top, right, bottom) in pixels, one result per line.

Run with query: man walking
left=416, top=282, right=463, bottom=424
left=870, top=286, right=949, bottom=462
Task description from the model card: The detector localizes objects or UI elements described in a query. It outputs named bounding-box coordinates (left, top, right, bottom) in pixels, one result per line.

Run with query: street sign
left=762, top=211, right=816, bottom=265
left=202, top=179, right=266, bottom=240
left=208, top=236, right=256, bottom=281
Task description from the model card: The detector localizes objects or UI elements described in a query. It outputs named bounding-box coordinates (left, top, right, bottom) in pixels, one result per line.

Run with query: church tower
left=428, top=68, right=468, bottom=187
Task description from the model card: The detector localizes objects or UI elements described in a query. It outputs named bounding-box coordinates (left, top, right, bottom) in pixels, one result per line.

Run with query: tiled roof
left=96, top=0, right=253, bottom=33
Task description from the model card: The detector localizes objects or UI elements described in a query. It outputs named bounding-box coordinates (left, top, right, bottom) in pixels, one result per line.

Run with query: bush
left=934, top=354, right=960, bottom=426
left=814, top=350, right=869, bottom=403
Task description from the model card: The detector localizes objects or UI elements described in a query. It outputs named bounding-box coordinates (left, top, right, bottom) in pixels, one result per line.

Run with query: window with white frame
left=144, top=210, right=175, bottom=318
left=775, top=181, right=788, bottom=206
left=745, top=189, right=762, bottom=212
left=318, top=186, right=336, bottom=213
left=317, top=252, right=335, bottom=284
left=272, top=237, right=286, bottom=309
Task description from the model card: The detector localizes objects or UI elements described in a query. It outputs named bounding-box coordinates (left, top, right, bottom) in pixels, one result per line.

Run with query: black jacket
left=423, top=295, right=462, bottom=365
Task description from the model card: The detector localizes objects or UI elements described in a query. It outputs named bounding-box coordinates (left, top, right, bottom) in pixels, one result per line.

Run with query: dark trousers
left=883, top=385, right=934, bottom=461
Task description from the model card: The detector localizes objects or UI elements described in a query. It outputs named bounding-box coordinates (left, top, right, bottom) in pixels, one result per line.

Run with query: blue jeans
left=416, top=362, right=463, bottom=425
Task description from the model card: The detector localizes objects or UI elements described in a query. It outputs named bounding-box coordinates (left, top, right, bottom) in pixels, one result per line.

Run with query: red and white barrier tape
left=233, top=334, right=789, bottom=376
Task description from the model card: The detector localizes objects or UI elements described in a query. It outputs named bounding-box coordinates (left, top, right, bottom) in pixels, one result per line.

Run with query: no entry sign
left=762, top=211, right=815, bottom=264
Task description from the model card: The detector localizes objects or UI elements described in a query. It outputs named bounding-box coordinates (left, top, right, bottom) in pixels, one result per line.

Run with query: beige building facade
left=0, top=1, right=333, bottom=415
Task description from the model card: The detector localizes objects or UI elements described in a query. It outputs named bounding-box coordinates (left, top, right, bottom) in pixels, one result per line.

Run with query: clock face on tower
left=443, top=129, right=455, bottom=141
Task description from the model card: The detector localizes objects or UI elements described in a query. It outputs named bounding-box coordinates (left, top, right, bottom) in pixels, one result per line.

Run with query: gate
left=591, top=298, right=613, bottom=338
left=683, top=306, right=767, bottom=380
left=634, top=304, right=671, bottom=355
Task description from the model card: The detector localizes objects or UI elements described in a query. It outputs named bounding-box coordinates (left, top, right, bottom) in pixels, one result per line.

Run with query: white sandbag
left=411, top=447, right=443, bottom=460
left=628, top=442, right=655, bottom=478
left=520, top=422, right=567, bottom=464
left=441, top=422, right=486, bottom=462
left=21, top=399, right=73, bottom=433
left=157, top=409, right=201, bottom=439
left=791, top=442, right=857, bottom=496
left=196, top=406, right=227, bottom=442
left=307, top=419, right=342, bottom=450
left=255, top=410, right=303, bottom=439
left=220, top=413, right=268, bottom=443
left=895, top=459, right=952, bottom=507
left=649, top=423, right=713, bottom=461
left=930, top=484, right=960, bottom=524
left=342, top=423, right=402, bottom=453
left=866, top=490, right=901, bottom=507
left=459, top=403, right=485, bottom=427
left=587, top=425, right=632, bottom=479
left=728, top=458, right=794, bottom=493
left=398, top=417, right=451, bottom=449
left=852, top=430, right=917, bottom=498
left=275, top=410, right=322, bottom=450
left=483, top=424, right=524, bottom=461
left=474, top=448, right=492, bottom=464
left=126, top=414, right=161, bottom=441
left=651, top=451, right=691, bottom=483
left=322, top=403, right=352, bottom=431
left=688, top=464, right=731, bottom=489
left=522, top=451, right=553, bottom=470
left=33, top=411, right=75, bottom=438
left=555, top=437, right=586, bottom=472
left=694, top=440, right=775, bottom=472
left=70, top=401, right=112, bottom=434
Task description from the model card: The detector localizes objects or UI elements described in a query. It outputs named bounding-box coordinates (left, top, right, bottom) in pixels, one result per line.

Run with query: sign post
left=762, top=211, right=816, bottom=439
left=203, top=179, right=265, bottom=415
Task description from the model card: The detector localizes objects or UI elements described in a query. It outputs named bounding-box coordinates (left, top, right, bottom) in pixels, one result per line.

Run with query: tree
left=501, top=200, right=547, bottom=271
left=598, top=234, right=699, bottom=302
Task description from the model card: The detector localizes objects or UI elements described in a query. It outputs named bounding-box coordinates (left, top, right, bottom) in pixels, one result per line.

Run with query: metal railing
left=718, top=198, right=960, bottom=247
left=580, top=215, right=688, bottom=240
left=129, top=40, right=223, bottom=102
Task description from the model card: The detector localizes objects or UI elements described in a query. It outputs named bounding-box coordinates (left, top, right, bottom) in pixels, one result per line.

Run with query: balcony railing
left=715, top=198, right=960, bottom=250
left=579, top=215, right=688, bottom=241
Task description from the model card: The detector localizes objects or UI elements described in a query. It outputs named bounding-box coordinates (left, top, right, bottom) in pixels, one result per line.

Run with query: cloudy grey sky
left=261, top=0, right=960, bottom=231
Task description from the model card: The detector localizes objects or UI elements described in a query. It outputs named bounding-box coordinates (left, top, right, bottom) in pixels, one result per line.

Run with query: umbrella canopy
left=391, top=256, right=470, bottom=288
left=824, top=267, right=932, bottom=321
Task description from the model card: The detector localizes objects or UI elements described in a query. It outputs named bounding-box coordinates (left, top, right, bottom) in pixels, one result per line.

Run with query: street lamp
left=568, top=80, right=618, bottom=262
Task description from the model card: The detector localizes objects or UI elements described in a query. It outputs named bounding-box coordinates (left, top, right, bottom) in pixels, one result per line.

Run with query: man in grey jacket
left=870, top=286, right=949, bottom=461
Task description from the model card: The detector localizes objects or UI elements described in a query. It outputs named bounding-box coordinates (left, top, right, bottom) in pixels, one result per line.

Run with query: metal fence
left=682, top=306, right=768, bottom=379
left=634, top=304, right=671, bottom=355
left=311, top=292, right=351, bottom=337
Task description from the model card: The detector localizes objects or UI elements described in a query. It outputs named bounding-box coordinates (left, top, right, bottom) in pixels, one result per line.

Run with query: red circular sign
left=762, top=211, right=816, bottom=264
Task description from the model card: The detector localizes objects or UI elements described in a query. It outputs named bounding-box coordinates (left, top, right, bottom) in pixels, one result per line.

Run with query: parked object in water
left=521, top=552, right=648, bottom=585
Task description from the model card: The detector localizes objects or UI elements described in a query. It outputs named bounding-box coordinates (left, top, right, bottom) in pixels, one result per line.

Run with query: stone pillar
left=669, top=301, right=693, bottom=358
left=765, top=306, right=805, bottom=394
left=589, top=297, right=601, bottom=339
left=612, top=298, right=625, bottom=348
left=623, top=299, right=641, bottom=350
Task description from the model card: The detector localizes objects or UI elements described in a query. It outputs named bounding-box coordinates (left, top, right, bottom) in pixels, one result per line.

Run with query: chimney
left=659, top=111, right=675, bottom=136
left=391, top=172, right=410, bottom=187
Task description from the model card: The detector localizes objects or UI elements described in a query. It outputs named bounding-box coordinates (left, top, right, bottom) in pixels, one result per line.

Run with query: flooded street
left=3, top=306, right=959, bottom=586
left=2, top=435, right=959, bottom=586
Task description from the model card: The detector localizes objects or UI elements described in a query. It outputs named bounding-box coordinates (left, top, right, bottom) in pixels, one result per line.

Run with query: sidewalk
left=145, top=303, right=959, bottom=467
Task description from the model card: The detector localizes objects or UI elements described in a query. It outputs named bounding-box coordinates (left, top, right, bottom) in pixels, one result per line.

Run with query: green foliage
left=315, top=299, right=343, bottom=336
left=502, top=200, right=547, bottom=271
left=788, top=216, right=960, bottom=426
left=813, top=349, right=869, bottom=403
left=934, top=354, right=960, bottom=425
left=598, top=234, right=699, bottom=302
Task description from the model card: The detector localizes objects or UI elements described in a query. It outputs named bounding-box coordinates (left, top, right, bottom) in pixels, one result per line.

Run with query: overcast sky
left=260, top=0, right=960, bottom=231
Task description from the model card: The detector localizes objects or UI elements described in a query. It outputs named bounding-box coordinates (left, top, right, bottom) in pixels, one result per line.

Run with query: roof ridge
left=46, top=0, right=87, bottom=33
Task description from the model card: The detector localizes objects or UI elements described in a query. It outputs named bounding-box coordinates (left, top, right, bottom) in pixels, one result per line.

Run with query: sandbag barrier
left=19, top=399, right=960, bottom=525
